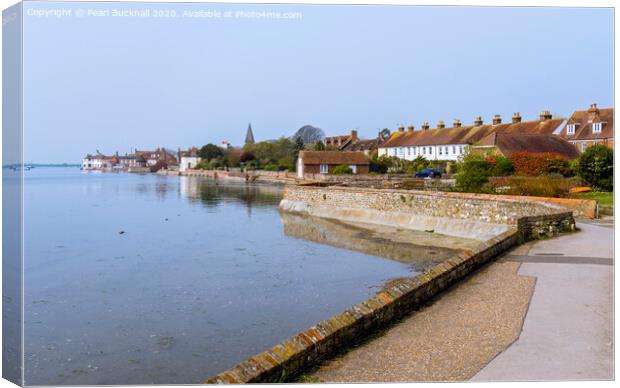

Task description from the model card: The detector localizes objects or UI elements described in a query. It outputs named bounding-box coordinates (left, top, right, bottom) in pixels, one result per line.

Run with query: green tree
left=455, top=152, right=493, bottom=192
left=199, top=144, right=224, bottom=161
left=577, top=145, right=613, bottom=190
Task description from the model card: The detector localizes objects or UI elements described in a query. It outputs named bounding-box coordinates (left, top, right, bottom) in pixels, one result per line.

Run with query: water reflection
left=280, top=212, right=470, bottom=272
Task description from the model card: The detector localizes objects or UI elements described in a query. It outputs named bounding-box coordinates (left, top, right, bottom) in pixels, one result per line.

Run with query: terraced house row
left=376, top=104, right=613, bottom=161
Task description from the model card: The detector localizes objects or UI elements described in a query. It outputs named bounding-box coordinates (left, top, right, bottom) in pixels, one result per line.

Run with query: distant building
left=245, top=123, right=255, bottom=145
left=178, top=147, right=201, bottom=172
left=378, top=112, right=564, bottom=161
left=324, top=130, right=387, bottom=155
left=471, top=132, right=579, bottom=160
left=82, top=152, right=116, bottom=170
left=296, top=151, right=370, bottom=178
left=135, top=148, right=178, bottom=167
left=220, top=140, right=232, bottom=150
left=557, top=104, right=614, bottom=153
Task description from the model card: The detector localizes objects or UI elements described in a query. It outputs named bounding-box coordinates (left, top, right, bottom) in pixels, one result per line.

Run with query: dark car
left=415, top=168, right=442, bottom=179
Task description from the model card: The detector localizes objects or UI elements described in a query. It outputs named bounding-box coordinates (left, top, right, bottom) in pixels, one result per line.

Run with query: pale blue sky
left=22, top=1, right=613, bottom=163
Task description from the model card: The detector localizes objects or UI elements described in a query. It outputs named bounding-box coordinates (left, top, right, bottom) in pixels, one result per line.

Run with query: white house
left=178, top=147, right=201, bottom=172
left=378, top=113, right=565, bottom=161
left=81, top=152, right=115, bottom=170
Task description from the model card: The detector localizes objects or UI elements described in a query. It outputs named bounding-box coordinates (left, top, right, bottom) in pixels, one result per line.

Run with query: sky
left=20, top=1, right=614, bottom=163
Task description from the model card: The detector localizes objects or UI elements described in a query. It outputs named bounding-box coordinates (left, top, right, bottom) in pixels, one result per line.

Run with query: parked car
left=415, top=168, right=442, bottom=179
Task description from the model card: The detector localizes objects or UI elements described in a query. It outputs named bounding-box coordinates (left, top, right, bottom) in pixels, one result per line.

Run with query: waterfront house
left=135, top=148, right=178, bottom=167
left=178, top=147, right=201, bottom=172
left=82, top=152, right=117, bottom=170
left=296, top=151, right=370, bottom=178
left=557, top=104, right=614, bottom=153
left=378, top=112, right=564, bottom=161
left=325, top=130, right=387, bottom=155
left=471, top=132, right=579, bottom=160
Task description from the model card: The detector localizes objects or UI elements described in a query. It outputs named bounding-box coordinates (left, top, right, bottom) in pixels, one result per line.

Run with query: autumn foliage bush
left=489, top=176, right=583, bottom=198
left=510, top=152, right=572, bottom=177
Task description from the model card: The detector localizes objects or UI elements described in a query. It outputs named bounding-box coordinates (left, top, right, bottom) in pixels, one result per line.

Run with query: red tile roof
left=380, top=118, right=564, bottom=148
left=299, top=151, right=369, bottom=165
left=475, top=132, right=579, bottom=159
left=557, top=105, right=613, bottom=141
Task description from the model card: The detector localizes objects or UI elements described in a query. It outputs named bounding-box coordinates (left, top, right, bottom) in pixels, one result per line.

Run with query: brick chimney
left=539, top=110, right=552, bottom=121
left=350, top=130, right=358, bottom=140
left=437, top=120, right=445, bottom=129
left=398, top=124, right=405, bottom=133
left=421, top=122, right=430, bottom=130
left=492, top=115, right=502, bottom=125
left=474, top=116, right=483, bottom=126
left=512, top=112, right=522, bottom=123
left=407, top=124, right=414, bottom=132
left=453, top=119, right=462, bottom=128
left=588, top=103, right=600, bottom=115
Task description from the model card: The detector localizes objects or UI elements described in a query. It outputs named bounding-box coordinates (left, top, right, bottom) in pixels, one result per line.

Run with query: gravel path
left=311, top=259, right=535, bottom=382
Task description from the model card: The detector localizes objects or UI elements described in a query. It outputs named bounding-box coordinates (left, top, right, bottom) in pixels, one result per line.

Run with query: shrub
left=577, top=145, right=613, bottom=191
left=240, top=151, right=256, bottom=163
left=492, top=156, right=514, bottom=176
left=455, top=151, right=493, bottom=192
left=332, top=165, right=353, bottom=175
left=263, top=164, right=278, bottom=171
left=490, top=176, right=583, bottom=198
left=510, top=152, right=569, bottom=176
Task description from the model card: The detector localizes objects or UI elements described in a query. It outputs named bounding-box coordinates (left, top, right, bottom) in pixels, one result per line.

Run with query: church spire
left=245, top=123, right=255, bottom=145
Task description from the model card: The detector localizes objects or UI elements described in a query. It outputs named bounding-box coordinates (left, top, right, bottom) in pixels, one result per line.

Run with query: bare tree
left=291, top=125, right=325, bottom=145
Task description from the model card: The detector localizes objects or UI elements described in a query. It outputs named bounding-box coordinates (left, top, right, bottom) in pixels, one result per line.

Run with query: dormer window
left=567, top=124, right=576, bottom=135
left=592, top=122, right=603, bottom=133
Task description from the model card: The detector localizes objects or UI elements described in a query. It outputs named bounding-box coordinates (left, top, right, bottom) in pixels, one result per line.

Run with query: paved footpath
left=312, top=219, right=613, bottom=382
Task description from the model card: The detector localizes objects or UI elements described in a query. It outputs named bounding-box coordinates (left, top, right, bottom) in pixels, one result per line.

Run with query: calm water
left=23, top=168, right=422, bottom=385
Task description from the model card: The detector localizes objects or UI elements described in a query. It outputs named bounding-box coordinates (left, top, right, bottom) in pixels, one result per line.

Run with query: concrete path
left=311, top=220, right=614, bottom=382
left=473, top=220, right=614, bottom=381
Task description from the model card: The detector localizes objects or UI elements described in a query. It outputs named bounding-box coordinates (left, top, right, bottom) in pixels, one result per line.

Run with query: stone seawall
left=204, top=186, right=575, bottom=384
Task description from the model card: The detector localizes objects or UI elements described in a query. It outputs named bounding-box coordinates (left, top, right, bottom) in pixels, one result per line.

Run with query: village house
left=178, top=147, right=201, bottom=172
left=471, top=132, right=580, bottom=160
left=324, top=130, right=387, bottom=155
left=296, top=151, right=370, bottom=178
left=557, top=104, right=614, bottom=153
left=82, top=152, right=116, bottom=170
left=135, top=148, right=178, bottom=167
left=378, top=112, right=564, bottom=161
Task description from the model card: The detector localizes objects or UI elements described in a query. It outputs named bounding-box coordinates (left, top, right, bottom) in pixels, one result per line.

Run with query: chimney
left=407, top=124, right=414, bottom=132
left=437, top=120, right=446, bottom=129
left=421, top=122, right=430, bottom=130
left=492, top=115, right=502, bottom=125
left=398, top=124, right=405, bottom=133
left=474, top=116, right=483, bottom=126
left=539, top=110, right=552, bottom=121
left=350, top=130, right=358, bottom=140
left=453, top=119, right=462, bottom=128
left=588, top=103, right=600, bottom=115
left=512, top=112, right=522, bottom=123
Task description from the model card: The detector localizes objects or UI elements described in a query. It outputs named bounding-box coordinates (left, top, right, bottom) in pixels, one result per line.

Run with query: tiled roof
left=299, top=151, right=369, bottom=165
left=557, top=106, right=613, bottom=141
left=380, top=118, right=564, bottom=148
left=476, top=132, right=579, bottom=159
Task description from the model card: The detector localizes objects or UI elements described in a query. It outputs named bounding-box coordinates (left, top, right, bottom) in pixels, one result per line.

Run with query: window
left=320, top=164, right=328, bottom=174
left=439, top=147, right=443, bottom=155
left=422, top=147, right=426, bottom=154
left=460, top=146, right=464, bottom=154
left=593, top=122, right=602, bottom=133
left=349, top=165, right=357, bottom=174
left=581, top=143, right=587, bottom=152
left=452, top=146, right=456, bottom=154
left=429, top=147, right=433, bottom=154
left=567, top=124, right=576, bottom=135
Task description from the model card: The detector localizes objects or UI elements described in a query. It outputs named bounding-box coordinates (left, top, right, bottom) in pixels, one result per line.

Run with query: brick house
left=557, top=104, right=614, bottom=153
left=296, top=151, right=370, bottom=178
left=324, top=130, right=387, bottom=155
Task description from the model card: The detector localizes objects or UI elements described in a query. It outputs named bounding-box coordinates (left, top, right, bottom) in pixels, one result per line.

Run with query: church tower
left=245, top=123, right=255, bottom=145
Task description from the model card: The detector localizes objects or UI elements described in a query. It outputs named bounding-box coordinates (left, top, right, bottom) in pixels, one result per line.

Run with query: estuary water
left=23, top=168, right=444, bottom=385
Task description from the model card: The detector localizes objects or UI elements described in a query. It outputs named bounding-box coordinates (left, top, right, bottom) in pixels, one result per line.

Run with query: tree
left=577, top=145, right=613, bottom=190
left=199, top=144, right=224, bottom=161
left=313, top=141, right=326, bottom=151
left=292, top=125, right=325, bottom=145
left=455, top=151, right=493, bottom=192
left=239, top=151, right=256, bottom=163
left=379, top=128, right=391, bottom=139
